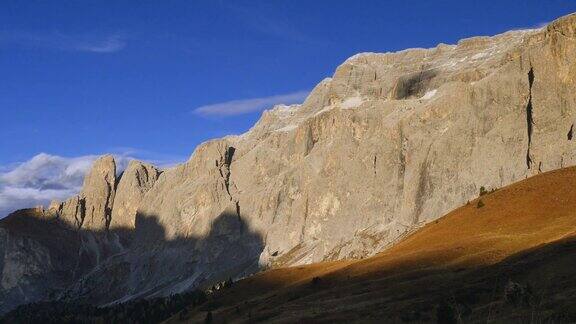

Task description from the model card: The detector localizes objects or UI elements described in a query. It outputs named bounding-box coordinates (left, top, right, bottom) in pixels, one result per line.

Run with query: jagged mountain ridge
left=1, top=12, right=576, bottom=315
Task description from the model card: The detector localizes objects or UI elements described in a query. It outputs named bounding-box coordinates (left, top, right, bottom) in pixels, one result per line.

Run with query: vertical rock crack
left=526, top=67, right=535, bottom=169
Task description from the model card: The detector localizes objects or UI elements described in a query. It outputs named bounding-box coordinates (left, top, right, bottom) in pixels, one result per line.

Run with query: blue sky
left=1, top=0, right=576, bottom=215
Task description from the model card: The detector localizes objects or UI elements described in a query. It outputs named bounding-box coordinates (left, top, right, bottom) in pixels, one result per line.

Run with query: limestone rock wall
left=80, top=155, right=116, bottom=230
left=111, top=161, right=160, bottom=230
left=51, top=155, right=117, bottom=231
left=136, top=14, right=576, bottom=267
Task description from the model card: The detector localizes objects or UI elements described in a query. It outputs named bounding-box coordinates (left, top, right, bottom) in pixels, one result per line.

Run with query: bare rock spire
left=78, top=155, right=117, bottom=230
left=111, top=160, right=160, bottom=229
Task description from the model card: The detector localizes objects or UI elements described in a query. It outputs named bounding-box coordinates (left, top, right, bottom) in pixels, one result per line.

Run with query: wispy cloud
left=222, top=2, right=310, bottom=43
left=0, top=151, right=183, bottom=218
left=0, top=30, right=126, bottom=53
left=193, top=90, right=309, bottom=117
left=74, top=35, right=125, bottom=53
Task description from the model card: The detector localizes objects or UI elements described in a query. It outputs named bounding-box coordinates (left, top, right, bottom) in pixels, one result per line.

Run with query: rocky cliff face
left=111, top=161, right=160, bottom=230
left=0, top=208, right=118, bottom=314
left=2, top=13, right=576, bottom=314
left=139, top=13, right=576, bottom=265
left=50, top=155, right=117, bottom=230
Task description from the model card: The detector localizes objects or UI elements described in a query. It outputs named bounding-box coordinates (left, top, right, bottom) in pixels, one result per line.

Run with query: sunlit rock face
left=78, top=155, right=117, bottom=231
left=51, top=155, right=117, bottom=230
left=2, top=13, right=576, bottom=314
left=149, top=13, right=576, bottom=266
left=111, top=160, right=161, bottom=230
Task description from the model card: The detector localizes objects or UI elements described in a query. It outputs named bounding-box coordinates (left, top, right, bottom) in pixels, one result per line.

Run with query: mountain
left=164, top=166, right=576, bottom=323
left=2, top=12, right=576, bottom=317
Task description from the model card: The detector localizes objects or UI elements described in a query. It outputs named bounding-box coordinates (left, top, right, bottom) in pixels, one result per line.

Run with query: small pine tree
left=436, top=303, right=457, bottom=324
left=225, top=277, right=233, bottom=288
left=479, top=186, right=488, bottom=196
left=205, top=311, right=213, bottom=323
left=477, top=199, right=485, bottom=208
left=179, top=308, right=189, bottom=320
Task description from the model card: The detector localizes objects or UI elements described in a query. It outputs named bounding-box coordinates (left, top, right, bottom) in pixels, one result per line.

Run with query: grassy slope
left=167, top=167, right=576, bottom=323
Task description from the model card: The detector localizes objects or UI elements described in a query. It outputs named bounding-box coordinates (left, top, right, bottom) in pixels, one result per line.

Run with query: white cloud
left=0, top=151, right=185, bottom=218
left=0, top=153, right=96, bottom=217
left=75, top=35, right=125, bottom=53
left=193, top=90, right=309, bottom=117
left=0, top=31, right=126, bottom=53
left=222, top=2, right=310, bottom=43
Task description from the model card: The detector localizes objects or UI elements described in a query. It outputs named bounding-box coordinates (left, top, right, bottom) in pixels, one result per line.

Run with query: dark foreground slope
left=163, top=166, right=576, bottom=323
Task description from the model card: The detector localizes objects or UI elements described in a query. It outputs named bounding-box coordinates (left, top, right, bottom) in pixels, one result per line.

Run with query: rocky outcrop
left=0, top=157, right=137, bottom=313
left=79, top=155, right=116, bottom=230
left=3, top=12, right=576, bottom=316
left=50, top=155, right=117, bottom=231
left=57, top=195, right=84, bottom=228
left=0, top=209, right=90, bottom=314
left=111, top=161, right=160, bottom=230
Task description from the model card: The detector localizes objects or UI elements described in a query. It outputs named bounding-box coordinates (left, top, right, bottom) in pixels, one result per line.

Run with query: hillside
left=166, top=166, right=576, bottom=323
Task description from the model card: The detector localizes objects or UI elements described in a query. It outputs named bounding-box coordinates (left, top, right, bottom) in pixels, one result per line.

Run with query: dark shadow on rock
left=0, top=207, right=264, bottom=318
left=393, top=69, right=438, bottom=99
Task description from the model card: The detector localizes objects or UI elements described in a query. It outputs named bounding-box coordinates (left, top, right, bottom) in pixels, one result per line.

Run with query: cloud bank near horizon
left=0, top=152, right=182, bottom=218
